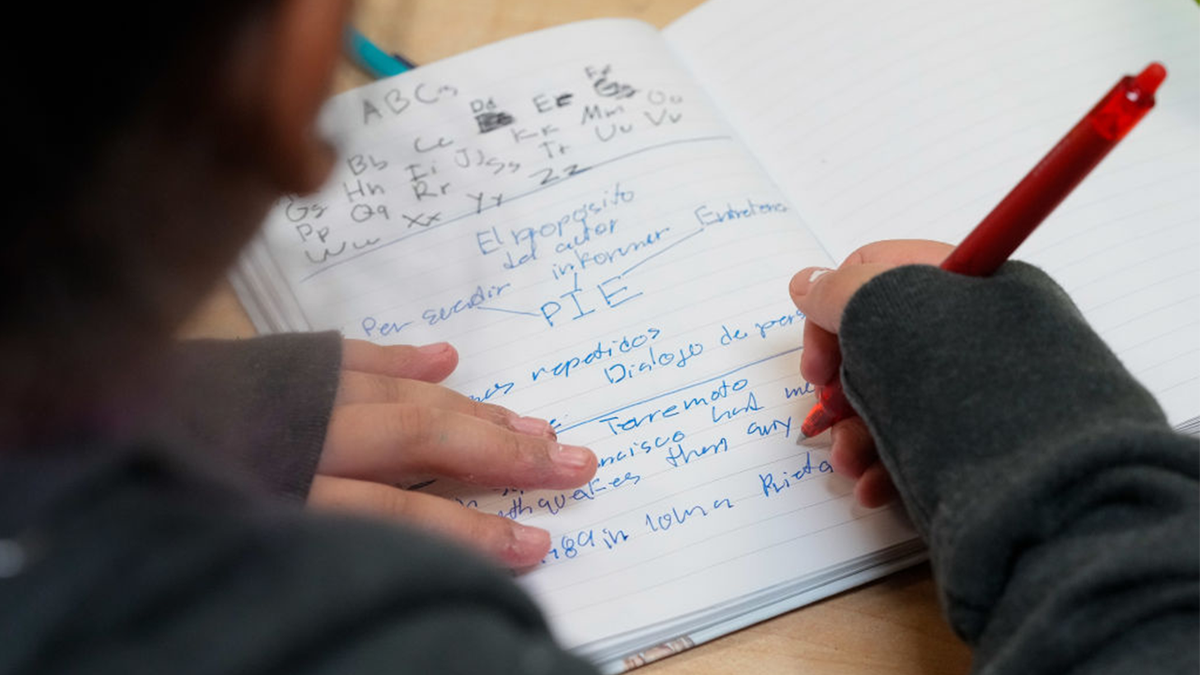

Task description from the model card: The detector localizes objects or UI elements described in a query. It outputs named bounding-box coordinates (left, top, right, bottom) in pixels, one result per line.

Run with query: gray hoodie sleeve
left=161, top=331, right=344, bottom=501
left=837, top=261, right=1198, bottom=675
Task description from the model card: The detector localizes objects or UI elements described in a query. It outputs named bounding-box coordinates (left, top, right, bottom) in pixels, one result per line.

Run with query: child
left=1, top=2, right=1194, bottom=673
left=2, top=2, right=595, bottom=672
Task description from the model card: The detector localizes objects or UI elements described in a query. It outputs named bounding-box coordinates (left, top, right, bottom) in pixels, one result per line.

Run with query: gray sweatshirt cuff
left=836, top=262, right=1197, bottom=661
left=838, top=261, right=1168, bottom=529
left=160, top=331, right=343, bottom=502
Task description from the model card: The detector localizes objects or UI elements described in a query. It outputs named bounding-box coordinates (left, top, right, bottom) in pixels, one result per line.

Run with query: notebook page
left=665, top=0, right=1200, bottom=426
left=233, top=18, right=919, bottom=658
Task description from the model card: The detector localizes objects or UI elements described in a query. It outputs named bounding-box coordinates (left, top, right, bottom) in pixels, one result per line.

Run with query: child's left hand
left=307, top=339, right=597, bottom=569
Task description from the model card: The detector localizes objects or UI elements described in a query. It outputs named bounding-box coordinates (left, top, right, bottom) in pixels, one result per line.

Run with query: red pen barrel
left=940, top=118, right=1115, bottom=276
left=940, top=69, right=1161, bottom=276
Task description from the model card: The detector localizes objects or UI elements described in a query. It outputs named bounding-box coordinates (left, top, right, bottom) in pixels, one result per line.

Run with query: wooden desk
left=180, top=1, right=973, bottom=672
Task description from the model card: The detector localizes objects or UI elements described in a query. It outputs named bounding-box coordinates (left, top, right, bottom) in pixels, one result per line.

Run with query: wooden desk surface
left=179, top=1, right=973, bottom=672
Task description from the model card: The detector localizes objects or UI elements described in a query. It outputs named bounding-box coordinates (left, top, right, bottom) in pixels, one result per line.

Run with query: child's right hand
left=788, top=239, right=953, bottom=507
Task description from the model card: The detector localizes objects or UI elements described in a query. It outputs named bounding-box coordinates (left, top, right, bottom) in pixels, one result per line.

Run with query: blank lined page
left=666, top=0, right=1200, bottom=426
left=234, top=18, right=918, bottom=665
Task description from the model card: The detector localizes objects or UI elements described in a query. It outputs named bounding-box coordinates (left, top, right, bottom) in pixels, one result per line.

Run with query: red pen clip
left=1089, top=62, right=1165, bottom=142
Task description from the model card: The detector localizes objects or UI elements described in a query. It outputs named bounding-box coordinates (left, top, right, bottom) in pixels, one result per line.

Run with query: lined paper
left=233, top=18, right=918, bottom=668
left=666, top=0, right=1200, bottom=426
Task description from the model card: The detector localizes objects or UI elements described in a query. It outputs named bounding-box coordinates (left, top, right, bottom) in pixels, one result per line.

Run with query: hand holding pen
left=788, top=63, right=1166, bottom=505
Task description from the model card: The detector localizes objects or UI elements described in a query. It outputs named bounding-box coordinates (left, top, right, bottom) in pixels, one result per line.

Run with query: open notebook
left=231, top=0, right=1200, bottom=670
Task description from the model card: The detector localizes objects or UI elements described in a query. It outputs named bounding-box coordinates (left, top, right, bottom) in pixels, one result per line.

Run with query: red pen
left=800, top=62, right=1167, bottom=438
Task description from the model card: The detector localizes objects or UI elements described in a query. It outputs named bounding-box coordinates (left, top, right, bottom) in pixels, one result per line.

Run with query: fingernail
left=798, top=267, right=833, bottom=293
left=791, top=268, right=829, bottom=295
left=513, top=523, right=549, bottom=553
left=417, top=342, right=451, bottom=355
left=551, top=443, right=594, bottom=471
left=511, top=415, right=556, bottom=439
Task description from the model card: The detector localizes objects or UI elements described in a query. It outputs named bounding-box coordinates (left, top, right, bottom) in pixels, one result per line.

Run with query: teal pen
left=345, top=27, right=414, bottom=79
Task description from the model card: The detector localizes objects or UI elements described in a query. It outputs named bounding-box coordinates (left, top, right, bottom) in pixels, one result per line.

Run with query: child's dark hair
left=8, top=4, right=271, bottom=228
left=2, top=3, right=275, bottom=443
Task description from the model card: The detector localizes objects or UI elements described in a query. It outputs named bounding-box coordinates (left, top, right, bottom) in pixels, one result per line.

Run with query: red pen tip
left=1133, top=62, right=1167, bottom=96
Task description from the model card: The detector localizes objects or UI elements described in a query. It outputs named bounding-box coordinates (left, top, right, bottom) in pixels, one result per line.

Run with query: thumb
left=789, top=263, right=897, bottom=333
left=341, top=339, right=460, bottom=382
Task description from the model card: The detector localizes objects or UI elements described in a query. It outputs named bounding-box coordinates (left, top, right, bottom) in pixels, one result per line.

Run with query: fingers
left=790, top=262, right=895, bottom=333
left=336, top=341, right=556, bottom=438
left=855, top=463, right=899, bottom=508
left=327, top=339, right=588, bottom=568
left=320, top=403, right=596, bottom=490
left=800, top=319, right=841, bottom=387
left=309, top=475, right=551, bottom=568
left=333, top=371, right=554, bottom=441
left=841, top=239, right=954, bottom=267
left=829, top=417, right=877, bottom=479
left=790, top=239, right=956, bottom=334
left=789, top=240, right=938, bottom=508
left=341, top=339, right=459, bottom=383
left=827, top=417, right=898, bottom=507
